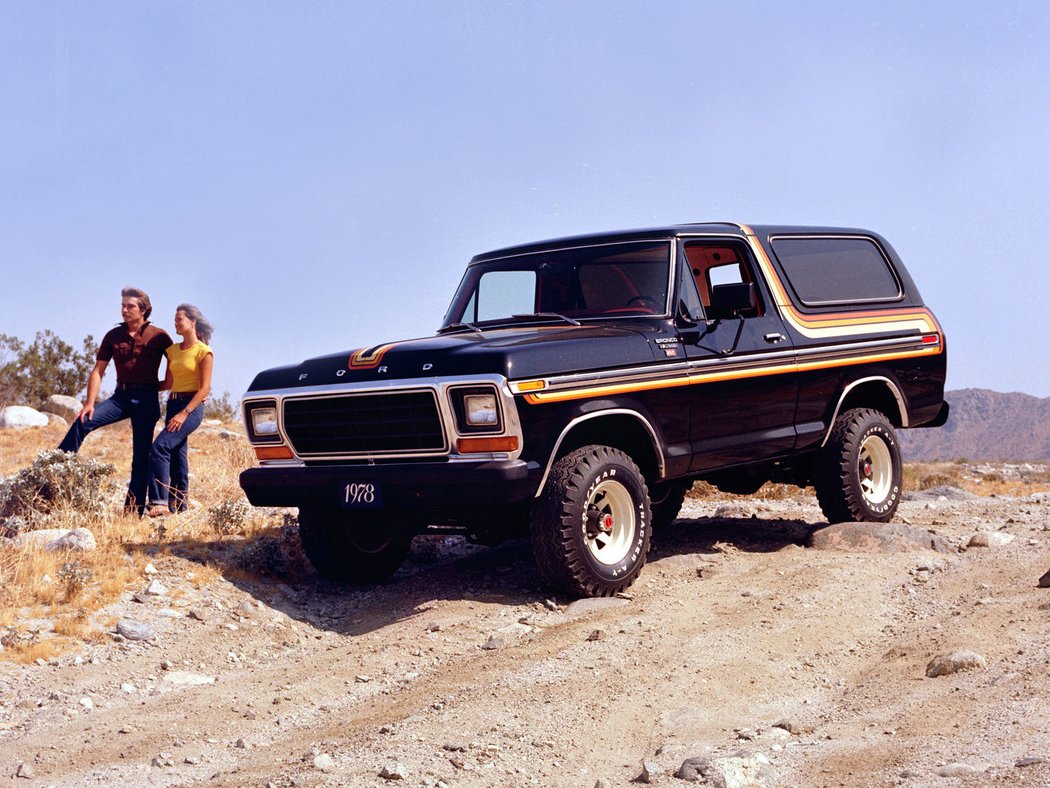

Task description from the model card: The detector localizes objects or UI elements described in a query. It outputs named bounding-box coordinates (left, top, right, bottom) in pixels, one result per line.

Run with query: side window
left=682, top=242, right=763, bottom=317
left=770, top=236, right=902, bottom=306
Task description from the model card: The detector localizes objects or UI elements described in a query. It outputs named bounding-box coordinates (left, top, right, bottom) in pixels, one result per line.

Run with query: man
left=59, top=287, right=173, bottom=515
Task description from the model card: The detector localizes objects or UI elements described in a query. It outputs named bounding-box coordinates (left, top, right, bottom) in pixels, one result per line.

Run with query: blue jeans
left=148, top=398, right=204, bottom=511
left=58, top=387, right=161, bottom=515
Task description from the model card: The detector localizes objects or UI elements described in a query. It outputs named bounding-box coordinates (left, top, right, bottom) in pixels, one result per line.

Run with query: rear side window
left=770, top=236, right=901, bottom=306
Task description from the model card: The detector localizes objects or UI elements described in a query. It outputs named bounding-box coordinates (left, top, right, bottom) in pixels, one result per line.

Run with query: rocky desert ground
left=1, top=422, right=1048, bottom=787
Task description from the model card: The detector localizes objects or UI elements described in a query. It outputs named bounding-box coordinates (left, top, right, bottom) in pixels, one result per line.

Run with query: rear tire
left=530, top=445, right=652, bottom=597
left=298, top=508, right=413, bottom=584
left=815, top=408, right=902, bottom=524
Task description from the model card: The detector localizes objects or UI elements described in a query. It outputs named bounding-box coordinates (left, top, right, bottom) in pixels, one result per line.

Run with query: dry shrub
left=0, top=449, right=116, bottom=533
left=3, top=638, right=62, bottom=665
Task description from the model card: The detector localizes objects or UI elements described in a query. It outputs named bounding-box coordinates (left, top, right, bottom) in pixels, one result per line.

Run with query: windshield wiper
left=437, top=322, right=484, bottom=335
left=510, top=312, right=582, bottom=326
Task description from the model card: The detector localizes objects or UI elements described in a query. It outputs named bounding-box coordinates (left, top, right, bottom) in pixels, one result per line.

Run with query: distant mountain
left=899, top=388, right=1050, bottom=461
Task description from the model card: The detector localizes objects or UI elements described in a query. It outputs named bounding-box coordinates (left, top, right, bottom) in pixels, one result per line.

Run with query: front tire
left=297, top=508, right=413, bottom=584
left=815, top=408, right=902, bottom=523
left=530, top=445, right=652, bottom=597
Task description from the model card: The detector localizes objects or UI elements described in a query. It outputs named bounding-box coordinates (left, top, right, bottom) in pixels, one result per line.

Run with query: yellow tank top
left=166, top=342, right=213, bottom=393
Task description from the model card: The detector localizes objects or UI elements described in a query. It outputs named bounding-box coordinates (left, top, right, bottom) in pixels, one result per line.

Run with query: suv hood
left=246, top=323, right=671, bottom=392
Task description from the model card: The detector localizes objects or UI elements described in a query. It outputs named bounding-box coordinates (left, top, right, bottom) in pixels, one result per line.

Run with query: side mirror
left=708, top=282, right=756, bottom=320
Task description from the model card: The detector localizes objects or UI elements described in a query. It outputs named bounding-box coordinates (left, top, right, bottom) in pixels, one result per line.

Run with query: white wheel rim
left=584, top=479, right=636, bottom=565
left=858, top=434, right=893, bottom=504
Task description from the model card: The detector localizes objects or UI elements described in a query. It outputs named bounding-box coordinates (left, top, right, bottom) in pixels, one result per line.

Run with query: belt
left=116, top=382, right=158, bottom=391
left=168, top=391, right=198, bottom=400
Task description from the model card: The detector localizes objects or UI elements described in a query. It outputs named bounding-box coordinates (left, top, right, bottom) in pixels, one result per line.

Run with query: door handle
left=764, top=332, right=785, bottom=344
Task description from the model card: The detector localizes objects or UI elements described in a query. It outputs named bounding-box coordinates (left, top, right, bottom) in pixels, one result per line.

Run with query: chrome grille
left=282, top=390, right=446, bottom=456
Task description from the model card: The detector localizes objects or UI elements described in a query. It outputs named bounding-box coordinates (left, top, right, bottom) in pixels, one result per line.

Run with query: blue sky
left=2, top=1, right=1049, bottom=399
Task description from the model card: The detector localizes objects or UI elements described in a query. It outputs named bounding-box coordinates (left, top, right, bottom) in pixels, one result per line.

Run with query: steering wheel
left=626, top=295, right=661, bottom=312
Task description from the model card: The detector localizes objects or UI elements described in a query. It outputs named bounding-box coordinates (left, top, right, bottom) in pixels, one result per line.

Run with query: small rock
left=1016, top=756, right=1047, bottom=767
left=144, top=579, right=169, bottom=596
left=1038, top=569, right=1050, bottom=589
left=121, top=683, right=136, bottom=693
left=773, top=718, right=802, bottom=735
left=595, top=780, right=613, bottom=788
left=936, top=763, right=979, bottom=777
left=162, top=671, right=215, bottom=687
left=235, top=738, right=247, bottom=749
left=313, top=753, right=335, bottom=772
left=481, top=636, right=504, bottom=650
left=379, top=762, right=407, bottom=780
left=564, top=597, right=630, bottom=617
left=638, top=760, right=663, bottom=783
left=187, top=609, right=207, bottom=621
left=925, top=650, right=987, bottom=677
left=116, top=619, right=156, bottom=641
left=586, top=629, right=603, bottom=642
left=238, top=601, right=255, bottom=616
left=676, top=752, right=773, bottom=786
left=967, top=531, right=1015, bottom=548
left=131, top=593, right=149, bottom=604
left=15, top=761, right=35, bottom=779
left=144, top=563, right=158, bottom=575
left=355, top=675, right=371, bottom=683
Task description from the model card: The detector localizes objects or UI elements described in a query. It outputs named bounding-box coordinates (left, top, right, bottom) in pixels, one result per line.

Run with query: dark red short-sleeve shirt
left=97, top=322, right=173, bottom=387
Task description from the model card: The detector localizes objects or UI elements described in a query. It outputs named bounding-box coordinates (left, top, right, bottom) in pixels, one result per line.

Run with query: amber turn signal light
left=254, top=445, right=294, bottom=460
left=455, top=436, right=519, bottom=453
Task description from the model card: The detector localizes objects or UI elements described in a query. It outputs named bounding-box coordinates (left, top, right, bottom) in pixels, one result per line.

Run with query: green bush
left=0, top=330, right=97, bottom=408
left=0, top=450, right=116, bottom=533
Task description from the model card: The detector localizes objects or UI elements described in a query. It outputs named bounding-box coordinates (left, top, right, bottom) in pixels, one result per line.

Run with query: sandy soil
left=1, top=490, right=1048, bottom=787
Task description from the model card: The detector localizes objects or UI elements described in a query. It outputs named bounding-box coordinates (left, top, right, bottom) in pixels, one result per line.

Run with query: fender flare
left=534, top=408, right=665, bottom=497
left=821, top=376, right=908, bottom=447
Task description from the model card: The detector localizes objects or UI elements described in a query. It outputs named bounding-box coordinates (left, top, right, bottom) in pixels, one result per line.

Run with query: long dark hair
left=177, top=303, right=213, bottom=343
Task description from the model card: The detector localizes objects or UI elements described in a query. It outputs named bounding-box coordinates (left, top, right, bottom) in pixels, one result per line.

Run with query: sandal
left=146, top=505, right=170, bottom=518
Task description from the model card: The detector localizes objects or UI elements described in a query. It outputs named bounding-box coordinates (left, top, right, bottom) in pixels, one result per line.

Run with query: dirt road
left=2, top=491, right=1048, bottom=787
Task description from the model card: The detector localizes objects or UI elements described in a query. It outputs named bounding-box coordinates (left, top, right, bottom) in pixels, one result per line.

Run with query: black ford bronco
left=240, top=223, right=948, bottom=597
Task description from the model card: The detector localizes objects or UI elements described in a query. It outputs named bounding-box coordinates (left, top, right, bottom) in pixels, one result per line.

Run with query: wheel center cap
left=862, top=460, right=873, bottom=479
left=600, top=514, right=614, bottom=533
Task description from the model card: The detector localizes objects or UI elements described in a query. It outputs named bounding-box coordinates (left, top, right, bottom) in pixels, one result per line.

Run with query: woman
left=147, top=304, right=214, bottom=517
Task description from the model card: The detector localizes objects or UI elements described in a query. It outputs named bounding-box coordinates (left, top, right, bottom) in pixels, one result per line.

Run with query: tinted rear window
left=770, top=236, right=901, bottom=306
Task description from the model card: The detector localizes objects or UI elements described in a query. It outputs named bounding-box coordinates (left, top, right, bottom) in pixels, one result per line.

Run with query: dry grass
left=0, top=418, right=277, bottom=662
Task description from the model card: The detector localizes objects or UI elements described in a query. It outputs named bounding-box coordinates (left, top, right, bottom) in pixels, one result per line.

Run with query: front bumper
left=239, top=459, right=541, bottom=510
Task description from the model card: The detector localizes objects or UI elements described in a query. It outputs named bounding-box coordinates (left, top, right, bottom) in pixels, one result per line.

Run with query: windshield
left=442, top=241, right=672, bottom=328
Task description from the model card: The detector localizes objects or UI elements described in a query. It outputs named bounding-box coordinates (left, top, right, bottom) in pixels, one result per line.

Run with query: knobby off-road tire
left=649, top=479, right=691, bottom=528
left=815, top=408, right=902, bottom=524
left=298, top=508, right=413, bottom=584
left=530, top=445, right=652, bottom=597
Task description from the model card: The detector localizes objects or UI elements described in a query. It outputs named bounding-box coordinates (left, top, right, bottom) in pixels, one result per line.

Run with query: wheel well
left=834, top=379, right=904, bottom=428
left=554, top=413, right=661, bottom=484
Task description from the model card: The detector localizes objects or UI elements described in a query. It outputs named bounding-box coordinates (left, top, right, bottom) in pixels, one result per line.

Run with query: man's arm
left=78, top=360, right=108, bottom=422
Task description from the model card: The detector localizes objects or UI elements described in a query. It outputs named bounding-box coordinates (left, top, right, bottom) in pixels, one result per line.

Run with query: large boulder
left=40, top=395, right=81, bottom=422
left=809, top=522, right=954, bottom=553
left=11, top=528, right=97, bottom=552
left=0, top=406, right=49, bottom=429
